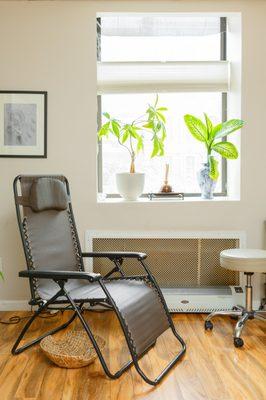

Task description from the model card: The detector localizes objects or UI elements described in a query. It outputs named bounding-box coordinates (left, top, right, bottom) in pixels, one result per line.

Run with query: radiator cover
left=161, top=286, right=244, bottom=313
left=86, top=231, right=246, bottom=312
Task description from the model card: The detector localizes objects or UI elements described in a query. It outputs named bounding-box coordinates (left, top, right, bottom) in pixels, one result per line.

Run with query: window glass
left=98, top=15, right=226, bottom=196
left=101, top=92, right=222, bottom=194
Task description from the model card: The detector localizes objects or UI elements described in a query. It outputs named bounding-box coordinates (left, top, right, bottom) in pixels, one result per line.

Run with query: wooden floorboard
left=0, top=311, right=265, bottom=400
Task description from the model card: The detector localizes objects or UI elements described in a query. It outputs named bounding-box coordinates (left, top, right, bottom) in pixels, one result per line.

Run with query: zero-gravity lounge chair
left=12, top=175, right=186, bottom=386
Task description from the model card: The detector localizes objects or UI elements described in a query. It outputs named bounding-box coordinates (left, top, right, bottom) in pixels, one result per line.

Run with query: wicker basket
left=40, top=330, right=105, bottom=368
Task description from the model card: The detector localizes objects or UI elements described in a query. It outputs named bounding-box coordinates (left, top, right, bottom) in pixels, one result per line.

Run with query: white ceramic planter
left=116, top=173, right=145, bottom=201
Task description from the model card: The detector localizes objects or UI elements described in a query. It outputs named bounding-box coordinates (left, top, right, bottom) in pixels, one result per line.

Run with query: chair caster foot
left=204, top=320, right=213, bottom=330
left=234, top=337, right=244, bottom=348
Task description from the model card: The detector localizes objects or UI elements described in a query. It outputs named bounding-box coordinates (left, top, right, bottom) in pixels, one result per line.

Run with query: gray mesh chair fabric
left=29, top=177, right=68, bottom=212
left=12, top=175, right=186, bottom=385
left=38, top=278, right=169, bottom=355
left=18, top=175, right=82, bottom=300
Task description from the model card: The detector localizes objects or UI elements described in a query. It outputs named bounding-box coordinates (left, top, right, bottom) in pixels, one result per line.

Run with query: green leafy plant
left=184, top=113, right=244, bottom=180
left=0, top=271, right=3, bottom=280
left=98, top=95, right=167, bottom=173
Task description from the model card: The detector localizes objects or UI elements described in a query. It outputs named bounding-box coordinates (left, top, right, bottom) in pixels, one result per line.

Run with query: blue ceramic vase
left=197, top=163, right=217, bottom=199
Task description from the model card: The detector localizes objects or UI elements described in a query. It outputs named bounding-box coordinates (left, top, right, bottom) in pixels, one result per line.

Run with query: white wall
left=0, top=0, right=265, bottom=307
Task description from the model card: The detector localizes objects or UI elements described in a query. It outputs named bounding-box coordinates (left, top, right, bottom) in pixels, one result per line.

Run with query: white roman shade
left=100, top=15, right=223, bottom=37
left=97, top=61, right=230, bottom=94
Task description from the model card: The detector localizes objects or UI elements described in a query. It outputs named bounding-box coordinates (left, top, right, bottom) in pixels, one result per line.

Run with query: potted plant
left=184, top=113, right=244, bottom=199
left=98, top=96, right=167, bottom=200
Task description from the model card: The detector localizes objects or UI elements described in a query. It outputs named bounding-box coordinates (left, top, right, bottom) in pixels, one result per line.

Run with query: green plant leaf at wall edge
left=98, top=122, right=110, bottom=138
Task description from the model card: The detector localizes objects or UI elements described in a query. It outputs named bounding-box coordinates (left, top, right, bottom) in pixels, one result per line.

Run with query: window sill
left=97, top=196, right=240, bottom=204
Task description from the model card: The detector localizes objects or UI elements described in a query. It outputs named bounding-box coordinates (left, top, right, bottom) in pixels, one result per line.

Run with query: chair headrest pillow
left=29, top=178, right=68, bottom=212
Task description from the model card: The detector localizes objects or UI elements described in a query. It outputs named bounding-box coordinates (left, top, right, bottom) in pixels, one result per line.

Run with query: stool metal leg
left=204, top=271, right=266, bottom=348
left=245, top=273, right=253, bottom=312
left=204, top=310, right=242, bottom=331
left=206, top=310, right=243, bottom=320
left=234, top=313, right=249, bottom=338
left=233, top=313, right=249, bottom=347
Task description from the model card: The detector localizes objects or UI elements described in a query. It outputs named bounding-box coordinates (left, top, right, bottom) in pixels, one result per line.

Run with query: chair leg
left=12, top=289, right=77, bottom=355
left=204, top=310, right=243, bottom=331
left=232, top=312, right=250, bottom=348
left=234, top=313, right=249, bottom=338
left=206, top=310, right=243, bottom=320
left=205, top=310, right=242, bottom=322
left=62, top=288, right=136, bottom=379
left=97, top=280, right=186, bottom=386
left=132, top=343, right=186, bottom=386
left=63, top=284, right=186, bottom=386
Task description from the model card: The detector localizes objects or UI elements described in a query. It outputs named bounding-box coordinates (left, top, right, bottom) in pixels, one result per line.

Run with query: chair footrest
left=106, top=279, right=170, bottom=355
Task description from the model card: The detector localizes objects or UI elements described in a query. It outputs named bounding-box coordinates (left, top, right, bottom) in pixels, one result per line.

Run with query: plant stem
left=130, top=156, right=135, bottom=173
left=207, top=146, right=212, bottom=163
left=129, top=131, right=134, bottom=154
left=118, top=134, right=135, bottom=172
left=132, top=114, right=146, bottom=125
left=118, top=137, right=132, bottom=157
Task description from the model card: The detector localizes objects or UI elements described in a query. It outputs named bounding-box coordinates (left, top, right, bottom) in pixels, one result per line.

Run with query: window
left=97, top=14, right=228, bottom=197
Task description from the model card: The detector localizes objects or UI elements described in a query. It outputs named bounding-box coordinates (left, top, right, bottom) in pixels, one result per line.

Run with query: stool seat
left=220, top=248, right=266, bottom=273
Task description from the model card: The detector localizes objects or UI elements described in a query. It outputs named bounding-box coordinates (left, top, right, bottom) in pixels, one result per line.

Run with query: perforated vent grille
left=92, top=238, right=239, bottom=287
left=200, top=239, right=238, bottom=286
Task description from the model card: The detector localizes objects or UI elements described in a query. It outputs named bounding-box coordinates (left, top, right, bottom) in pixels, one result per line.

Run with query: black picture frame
left=0, top=91, right=47, bottom=158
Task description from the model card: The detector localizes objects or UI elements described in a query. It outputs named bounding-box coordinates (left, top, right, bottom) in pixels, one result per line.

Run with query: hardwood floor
left=0, top=311, right=265, bottom=400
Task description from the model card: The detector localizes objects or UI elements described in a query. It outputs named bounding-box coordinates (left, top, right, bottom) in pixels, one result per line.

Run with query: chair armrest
left=82, top=251, right=147, bottom=260
left=18, top=270, right=101, bottom=283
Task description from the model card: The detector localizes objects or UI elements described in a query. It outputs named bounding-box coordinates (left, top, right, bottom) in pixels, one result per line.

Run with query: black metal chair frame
left=12, top=175, right=186, bottom=386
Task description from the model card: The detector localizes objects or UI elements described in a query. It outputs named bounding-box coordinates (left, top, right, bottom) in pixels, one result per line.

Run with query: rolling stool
left=204, top=249, right=266, bottom=347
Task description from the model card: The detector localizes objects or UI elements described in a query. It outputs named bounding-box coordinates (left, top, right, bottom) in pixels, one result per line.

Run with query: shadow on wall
left=0, top=209, right=28, bottom=300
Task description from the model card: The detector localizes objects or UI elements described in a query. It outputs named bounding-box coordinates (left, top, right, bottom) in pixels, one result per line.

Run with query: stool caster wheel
left=204, top=320, right=213, bottom=330
left=234, top=337, right=244, bottom=348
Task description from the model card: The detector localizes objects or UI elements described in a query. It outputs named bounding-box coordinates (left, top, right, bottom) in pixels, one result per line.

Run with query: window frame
left=97, top=16, right=228, bottom=198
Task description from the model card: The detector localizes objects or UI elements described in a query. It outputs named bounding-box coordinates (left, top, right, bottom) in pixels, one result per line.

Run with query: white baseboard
left=0, top=300, right=30, bottom=311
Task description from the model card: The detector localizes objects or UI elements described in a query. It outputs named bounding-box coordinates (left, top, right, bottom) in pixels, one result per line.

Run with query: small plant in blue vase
left=184, top=113, right=244, bottom=199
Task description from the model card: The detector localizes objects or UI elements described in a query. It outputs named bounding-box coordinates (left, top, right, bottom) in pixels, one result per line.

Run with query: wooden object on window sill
left=160, top=163, right=173, bottom=193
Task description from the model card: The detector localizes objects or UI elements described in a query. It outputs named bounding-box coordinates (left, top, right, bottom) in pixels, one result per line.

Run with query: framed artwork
left=0, top=91, right=47, bottom=158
